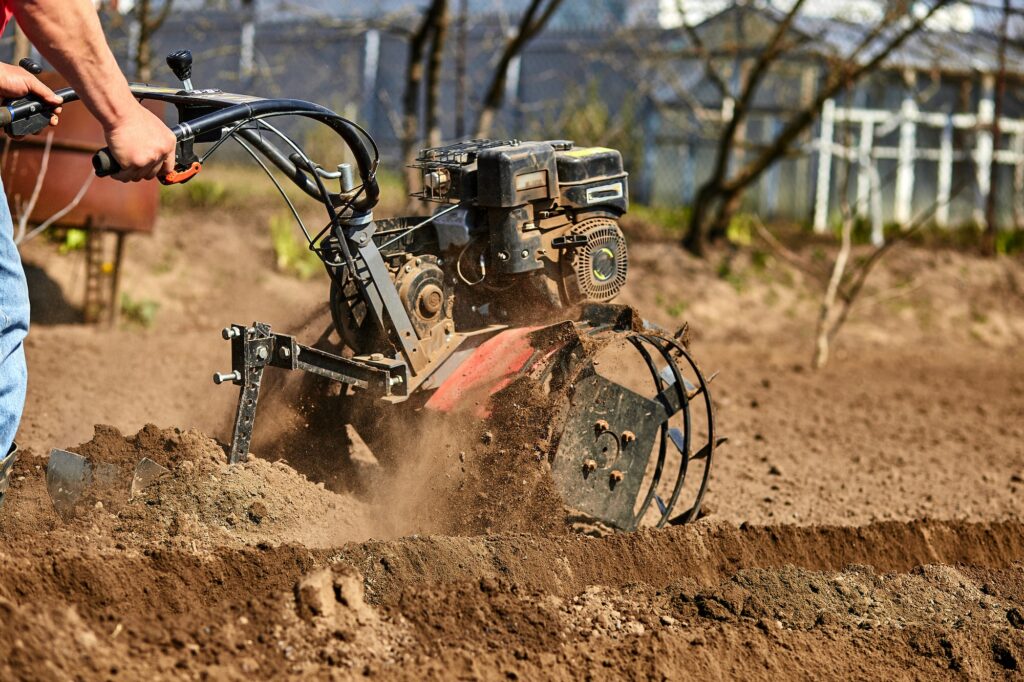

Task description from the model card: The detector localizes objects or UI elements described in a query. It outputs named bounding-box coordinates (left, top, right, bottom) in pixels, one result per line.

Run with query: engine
left=330, top=139, right=630, bottom=354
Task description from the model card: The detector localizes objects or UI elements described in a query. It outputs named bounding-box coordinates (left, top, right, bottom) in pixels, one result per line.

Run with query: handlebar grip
left=92, top=148, right=121, bottom=177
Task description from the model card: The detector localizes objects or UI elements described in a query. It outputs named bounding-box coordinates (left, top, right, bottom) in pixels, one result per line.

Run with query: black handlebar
left=91, top=148, right=120, bottom=176
left=4, top=86, right=380, bottom=212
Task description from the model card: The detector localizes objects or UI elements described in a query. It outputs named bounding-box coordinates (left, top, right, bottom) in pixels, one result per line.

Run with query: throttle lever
left=92, top=144, right=202, bottom=185
left=160, top=161, right=202, bottom=185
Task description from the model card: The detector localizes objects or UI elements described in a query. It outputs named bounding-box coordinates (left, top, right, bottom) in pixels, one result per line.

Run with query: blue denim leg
left=0, top=177, right=29, bottom=455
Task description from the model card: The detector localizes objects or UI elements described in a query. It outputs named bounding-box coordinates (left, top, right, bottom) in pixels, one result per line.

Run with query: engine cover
left=560, top=217, right=628, bottom=305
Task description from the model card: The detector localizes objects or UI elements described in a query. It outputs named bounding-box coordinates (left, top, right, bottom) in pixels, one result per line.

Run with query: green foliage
left=655, top=294, right=688, bottom=318
left=160, top=178, right=228, bottom=208
left=725, top=213, right=754, bottom=247
left=269, top=212, right=321, bottom=280
left=716, top=258, right=747, bottom=292
left=627, top=204, right=692, bottom=235
left=59, top=228, right=88, bottom=254
left=995, top=229, right=1024, bottom=256
left=186, top=179, right=228, bottom=207
left=120, top=293, right=160, bottom=328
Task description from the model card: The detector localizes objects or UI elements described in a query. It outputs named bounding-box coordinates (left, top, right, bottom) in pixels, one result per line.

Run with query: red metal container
left=1, top=72, right=164, bottom=233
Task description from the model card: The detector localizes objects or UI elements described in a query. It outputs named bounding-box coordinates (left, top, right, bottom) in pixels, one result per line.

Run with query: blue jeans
left=0, top=177, right=29, bottom=456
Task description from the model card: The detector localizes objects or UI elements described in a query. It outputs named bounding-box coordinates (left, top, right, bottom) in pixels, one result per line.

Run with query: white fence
left=813, top=76, right=1024, bottom=243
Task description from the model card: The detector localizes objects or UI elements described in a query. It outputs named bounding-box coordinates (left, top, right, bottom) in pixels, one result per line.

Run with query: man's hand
left=0, top=62, right=62, bottom=131
left=102, top=104, right=176, bottom=183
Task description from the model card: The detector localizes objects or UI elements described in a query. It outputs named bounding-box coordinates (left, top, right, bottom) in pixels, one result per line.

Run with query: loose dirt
left=4, top=201, right=1024, bottom=679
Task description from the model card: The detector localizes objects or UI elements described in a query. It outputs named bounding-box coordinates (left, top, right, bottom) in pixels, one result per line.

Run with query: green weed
left=120, top=293, right=160, bottom=328
left=269, top=213, right=322, bottom=280
left=59, top=228, right=88, bottom=254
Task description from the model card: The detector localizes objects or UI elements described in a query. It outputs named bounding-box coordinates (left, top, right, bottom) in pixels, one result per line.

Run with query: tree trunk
left=475, top=0, right=563, bottom=139
left=425, top=0, right=449, bottom=148
left=454, top=0, right=469, bottom=139
left=983, top=0, right=1010, bottom=253
left=401, top=0, right=445, bottom=198
left=135, top=0, right=153, bottom=81
left=684, top=184, right=719, bottom=257
left=709, top=189, right=742, bottom=243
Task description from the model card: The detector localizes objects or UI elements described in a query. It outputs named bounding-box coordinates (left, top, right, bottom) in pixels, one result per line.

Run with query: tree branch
left=475, top=0, right=564, bottom=138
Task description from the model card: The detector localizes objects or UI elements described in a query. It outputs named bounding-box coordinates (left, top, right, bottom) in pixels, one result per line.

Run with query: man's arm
left=10, top=0, right=176, bottom=182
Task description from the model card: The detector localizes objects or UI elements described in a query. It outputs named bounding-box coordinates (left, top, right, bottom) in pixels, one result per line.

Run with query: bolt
left=404, top=264, right=412, bottom=273
left=594, top=419, right=610, bottom=433
left=213, top=371, right=241, bottom=385
left=278, top=346, right=291, bottom=360
left=255, top=346, right=269, bottom=361
left=583, top=459, right=598, bottom=472
left=497, top=251, right=509, bottom=261
left=389, top=375, right=404, bottom=387
left=621, top=430, right=636, bottom=444
left=610, top=470, right=624, bottom=483
left=370, top=353, right=385, bottom=361
left=222, top=327, right=240, bottom=340
left=520, top=249, right=529, bottom=259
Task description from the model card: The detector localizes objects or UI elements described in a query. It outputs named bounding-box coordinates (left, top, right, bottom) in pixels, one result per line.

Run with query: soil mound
left=2, top=424, right=377, bottom=550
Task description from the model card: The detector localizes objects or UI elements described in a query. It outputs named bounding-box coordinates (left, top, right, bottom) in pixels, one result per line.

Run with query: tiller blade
left=46, top=449, right=168, bottom=518
left=130, top=458, right=170, bottom=499
left=427, top=304, right=718, bottom=532
left=46, top=449, right=108, bottom=518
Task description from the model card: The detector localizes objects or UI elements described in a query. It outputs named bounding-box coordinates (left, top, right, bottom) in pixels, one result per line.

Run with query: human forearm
left=11, top=0, right=137, bottom=131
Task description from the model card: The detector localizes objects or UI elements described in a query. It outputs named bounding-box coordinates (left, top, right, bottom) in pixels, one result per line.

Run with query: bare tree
left=402, top=0, right=448, bottom=197
left=753, top=147, right=971, bottom=369
left=133, top=0, right=175, bottom=82
left=474, top=0, right=564, bottom=138
left=679, top=0, right=952, bottom=256
left=425, top=0, right=450, bottom=148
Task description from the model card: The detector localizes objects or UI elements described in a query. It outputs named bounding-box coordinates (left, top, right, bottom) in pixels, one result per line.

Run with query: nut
left=621, top=430, right=636, bottom=444
left=610, top=470, right=624, bottom=483
left=594, top=419, right=610, bottom=433
left=583, top=459, right=598, bottom=472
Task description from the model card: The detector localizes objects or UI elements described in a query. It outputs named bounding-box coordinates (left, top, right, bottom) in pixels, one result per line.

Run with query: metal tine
left=684, top=436, right=724, bottom=462
left=668, top=503, right=699, bottom=526
left=659, top=366, right=720, bottom=400
left=668, top=427, right=687, bottom=457
left=131, top=458, right=170, bottom=499
left=659, top=365, right=697, bottom=393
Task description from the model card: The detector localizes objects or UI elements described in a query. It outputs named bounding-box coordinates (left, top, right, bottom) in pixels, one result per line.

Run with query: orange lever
left=160, top=161, right=202, bottom=186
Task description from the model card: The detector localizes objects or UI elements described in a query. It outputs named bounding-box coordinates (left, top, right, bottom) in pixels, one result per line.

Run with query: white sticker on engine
left=585, top=182, right=624, bottom=204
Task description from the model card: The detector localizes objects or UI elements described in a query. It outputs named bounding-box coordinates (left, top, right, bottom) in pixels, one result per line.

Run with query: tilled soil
left=5, top=204, right=1024, bottom=679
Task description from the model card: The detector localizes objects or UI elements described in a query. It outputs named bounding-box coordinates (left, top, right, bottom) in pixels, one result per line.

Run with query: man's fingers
left=160, top=153, right=176, bottom=177
left=23, top=76, right=63, bottom=107
left=143, top=158, right=164, bottom=181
